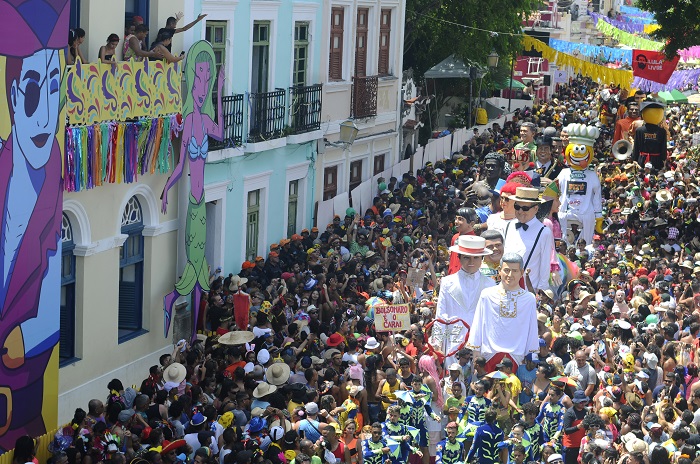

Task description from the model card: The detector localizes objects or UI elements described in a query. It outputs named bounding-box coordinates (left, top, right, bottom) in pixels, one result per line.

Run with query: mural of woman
left=0, top=0, right=69, bottom=451
left=161, top=40, right=224, bottom=340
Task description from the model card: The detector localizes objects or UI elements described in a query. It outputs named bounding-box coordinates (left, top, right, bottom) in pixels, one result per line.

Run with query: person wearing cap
left=561, top=391, right=589, bottom=464
left=467, top=253, right=539, bottom=370
left=502, top=187, right=555, bottom=292
left=447, top=207, right=479, bottom=275
left=465, top=408, right=504, bottom=464
left=435, top=235, right=496, bottom=366
left=434, top=421, right=464, bottom=464
left=486, top=182, right=518, bottom=238
left=633, top=100, right=668, bottom=170
left=293, top=402, right=328, bottom=443
left=516, top=353, right=539, bottom=406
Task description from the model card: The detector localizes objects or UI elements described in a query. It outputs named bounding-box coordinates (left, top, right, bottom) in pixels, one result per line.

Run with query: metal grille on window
left=246, top=190, right=261, bottom=261
left=288, top=180, right=299, bottom=238
left=122, top=196, right=142, bottom=227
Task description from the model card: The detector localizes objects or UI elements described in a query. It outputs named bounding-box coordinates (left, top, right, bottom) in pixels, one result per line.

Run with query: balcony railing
left=289, top=84, right=323, bottom=134
left=248, top=88, right=287, bottom=143
left=210, top=94, right=245, bottom=151
left=351, top=75, right=378, bottom=119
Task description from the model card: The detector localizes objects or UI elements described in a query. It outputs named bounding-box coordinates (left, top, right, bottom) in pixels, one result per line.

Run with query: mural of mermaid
left=161, top=41, right=224, bottom=340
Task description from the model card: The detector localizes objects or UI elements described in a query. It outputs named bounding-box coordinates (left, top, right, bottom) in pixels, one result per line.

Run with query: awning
left=658, top=89, right=688, bottom=104
left=495, top=78, right=527, bottom=90
left=424, top=54, right=486, bottom=79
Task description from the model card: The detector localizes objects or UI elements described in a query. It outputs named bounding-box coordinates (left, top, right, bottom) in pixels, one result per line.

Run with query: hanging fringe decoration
left=63, top=114, right=182, bottom=192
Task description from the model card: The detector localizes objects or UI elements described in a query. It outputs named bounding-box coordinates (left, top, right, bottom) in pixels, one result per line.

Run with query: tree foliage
left=403, top=0, right=542, bottom=77
left=636, top=0, right=700, bottom=58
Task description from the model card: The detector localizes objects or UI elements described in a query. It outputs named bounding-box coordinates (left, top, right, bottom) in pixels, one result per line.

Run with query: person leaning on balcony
left=149, top=30, right=185, bottom=64
left=98, top=34, right=120, bottom=66
left=124, top=24, right=161, bottom=62
left=67, top=28, right=86, bottom=65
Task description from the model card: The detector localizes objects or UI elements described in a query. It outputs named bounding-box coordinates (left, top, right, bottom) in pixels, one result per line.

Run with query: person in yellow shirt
left=376, top=368, right=400, bottom=412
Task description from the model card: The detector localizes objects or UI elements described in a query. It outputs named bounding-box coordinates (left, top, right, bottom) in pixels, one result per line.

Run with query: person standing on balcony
left=124, top=24, right=160, bottom=62
left=158, top=12, right=208, bottom=53
left=161, top=40, right=225, bottom=341
left=99, top=34, right=120, bottom=65
left=149, top=30, right=185, bottom=63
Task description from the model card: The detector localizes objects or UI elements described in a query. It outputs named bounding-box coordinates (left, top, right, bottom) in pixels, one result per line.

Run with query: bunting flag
left=632, top=49, right=679, bottom=84
left=644, top=24, right=661, bottom=34
left=590, top=12, right=648, bottom=35
left=633, top=68, right=700, bottom=92
left=679, top=46, right=700, bottom=61
left=620, top=6, right=654, bottom=18
left=521, top=35, right=633, bottom=88
left=64, top=114, right=183, bottom=192
left=595, top=19, right=664, bottom=51
left=549, top=38, right=632, bottom=65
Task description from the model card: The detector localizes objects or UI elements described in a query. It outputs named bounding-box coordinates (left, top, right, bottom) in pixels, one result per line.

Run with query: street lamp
left=487, top=50, right=499, bottom=69
left=338, top=119, right=359, bottom=145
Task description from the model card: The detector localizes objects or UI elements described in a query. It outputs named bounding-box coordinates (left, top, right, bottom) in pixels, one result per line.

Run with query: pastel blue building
left=182, top=0, right=324, bottom=270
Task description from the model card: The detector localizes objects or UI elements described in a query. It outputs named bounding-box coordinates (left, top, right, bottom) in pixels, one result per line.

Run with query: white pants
left=559, top=210, right=595, bottom=246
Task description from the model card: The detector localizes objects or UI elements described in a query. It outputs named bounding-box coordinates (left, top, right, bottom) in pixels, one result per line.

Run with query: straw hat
left=163, top=362, right=187, bottom=384
left=681, top=260, right=694, bottom=270
left=512, top=186, right=545, bottom=204
left=448, top=235, right=493, bottom=257
left=218, top=330, right=255, bottom=345
left=267, top=362, right=291, bottom=386
left=655, top=189, right=672, bottom=202
left=229, top=275, right=248, bottom=291
left=253, top=382, right=277, bottom=398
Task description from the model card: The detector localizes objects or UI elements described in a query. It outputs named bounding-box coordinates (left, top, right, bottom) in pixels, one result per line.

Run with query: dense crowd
left=33, top=77, right=700, bottom=464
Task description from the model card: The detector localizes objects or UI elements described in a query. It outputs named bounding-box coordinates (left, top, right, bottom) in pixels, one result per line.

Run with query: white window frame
left=242, top=170, right=272, bottom=260
left=328, top=1, right=353, bottom=83
left=347, top=153, right=369, bottom=193
left=323, top=160, right=344, bottom=199
left=283, top=161, right=310, bottom=238
left=201, top=0, right=238, bottom=95
left=357, top=3, right=378, bottom=76
left=204, top=180, right=228, bottom=271
left=249, top=1, right=280, bottom=93
left=292, top=3, right=319, bottom=86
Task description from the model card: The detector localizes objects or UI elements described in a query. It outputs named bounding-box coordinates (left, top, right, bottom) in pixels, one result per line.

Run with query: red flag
left=632, top=50, right=679, bottom=84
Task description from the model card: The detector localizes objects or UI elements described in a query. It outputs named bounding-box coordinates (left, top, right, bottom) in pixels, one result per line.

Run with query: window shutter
left=59, top=287, right=75, bottom=360
left=329, top=7, right=344, bottom=80
left=355, top=8, right=368, bottom=77
left=378, top=9, right=391, bottom=76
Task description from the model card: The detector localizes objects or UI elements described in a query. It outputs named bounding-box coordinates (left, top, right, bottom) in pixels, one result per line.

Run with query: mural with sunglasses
left=65, top=58, right=182, bottom=125
left=0, top=0, right=69, bottom=451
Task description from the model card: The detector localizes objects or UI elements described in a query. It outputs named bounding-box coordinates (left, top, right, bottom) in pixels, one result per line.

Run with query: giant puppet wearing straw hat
left=0, top=0, right=69, bottom=450
left=431, top=236, right=495, bottom=366
left=555, top=123, right=603, bottom=246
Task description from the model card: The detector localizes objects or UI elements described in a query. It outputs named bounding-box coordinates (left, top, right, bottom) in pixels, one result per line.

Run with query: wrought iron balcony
left=289, top=84, right=323, bottom=134
left=248, top=88, right=287, bottom=143
left=351, top=75, right=378, bottom=119
left=210, top=94, right=245, bottom=151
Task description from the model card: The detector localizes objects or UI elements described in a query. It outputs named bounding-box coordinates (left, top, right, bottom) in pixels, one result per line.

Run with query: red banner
left=632, top=50, right=679, bottom=84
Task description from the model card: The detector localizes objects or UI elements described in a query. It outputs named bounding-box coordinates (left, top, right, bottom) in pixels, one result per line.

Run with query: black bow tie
left=515, top=222, right=529, bottom=231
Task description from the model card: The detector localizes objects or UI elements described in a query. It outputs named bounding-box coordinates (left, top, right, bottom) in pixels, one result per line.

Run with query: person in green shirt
left=513, top=121, right=538, bottom=166
left=443, top=382, right=466, bottom=414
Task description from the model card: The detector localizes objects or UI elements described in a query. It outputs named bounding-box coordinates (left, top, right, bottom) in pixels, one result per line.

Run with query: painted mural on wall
left=65, top=58, right=182, bottom=125
left=162, top=41, right=224, bottom=341
left=0, top=0, right=68, bottom=451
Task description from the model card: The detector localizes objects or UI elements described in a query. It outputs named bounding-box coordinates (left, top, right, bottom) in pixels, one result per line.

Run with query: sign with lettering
left=567, top=181, right=588, bottom=195
left=375, top=304, right=411, bottom=332
left=632, top=50, right=679, bottom=85
left=407, top=268, right=426, bottom=288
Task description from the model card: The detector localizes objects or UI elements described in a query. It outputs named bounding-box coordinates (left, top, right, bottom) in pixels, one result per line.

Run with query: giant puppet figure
left=0, top=0, right=68, bottom=450
left=162, top=41, right=225, bottom=341
left=555, top=123, right=603, bottom=246
left=632, top=100, right=667, bottom=170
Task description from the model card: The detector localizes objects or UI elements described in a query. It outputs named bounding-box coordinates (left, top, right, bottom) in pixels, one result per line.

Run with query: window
left=355, top=8, right=368, bottom=77
left=349, top=160, right=362, bottom=192
left=293, top=22, right=309, bottom=87
left=323, top=166, right=338, bottom=200
left=60, top=214, right=77, bottom=365
left=125, top=0, right=149, bottom=28
left=119, top=197, right=145, bottom=343
left=70, top=0, right=81, bottom=29
left=205, top=21, right=227, bottom=113
left=378, top=9, right=391, bottom=76
left=252, top=21, right=270, bottom=94
left=246, top=190, right=261, bottom=260
left=373, top=154, right=385, bottom=175
left=329, top=7, right=344, bottom=80
left=287, top=180, right=299, bottom=237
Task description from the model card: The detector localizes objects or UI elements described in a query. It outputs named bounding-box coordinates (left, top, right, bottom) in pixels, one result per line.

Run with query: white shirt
left=486, top=213, right=516, bottom=237
left=556, top=167, right=602, bottom=217
left=467, top=285, right=539, bottom=363
left=436, top=269, right=495, bottom=326
left=502, top=217, right=554, bottom=292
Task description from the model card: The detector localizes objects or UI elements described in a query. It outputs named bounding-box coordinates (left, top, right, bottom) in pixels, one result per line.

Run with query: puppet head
left=564, top=123, right=600, bottom=170
left=640, top=100, right=665, bottom=125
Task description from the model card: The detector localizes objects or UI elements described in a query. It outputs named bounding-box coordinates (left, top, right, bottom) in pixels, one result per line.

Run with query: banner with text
left=632, top=50, right=680, bottom=85
left=375, top=304, right=411, bottom=332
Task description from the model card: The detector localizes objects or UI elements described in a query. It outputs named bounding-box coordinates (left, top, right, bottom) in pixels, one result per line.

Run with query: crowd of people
left=67, top=12, right=207, bottom=66
left=34, top=77, right=700, bottom=464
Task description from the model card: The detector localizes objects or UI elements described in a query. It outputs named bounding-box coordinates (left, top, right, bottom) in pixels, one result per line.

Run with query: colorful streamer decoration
left=595, top=19, right=663, bottom=51
left=590, top=12, right=649, bottom=35
left=632, top=68, right=700, bottom=93
left=521, top=35, right=633, bottom=88
left=63, top=114, right=183, bottom=192
left=549, top=38, right=632, bottom=65
left=679, top=46, right=700, bottom=61
left=620, top=6, right=654, bottom=18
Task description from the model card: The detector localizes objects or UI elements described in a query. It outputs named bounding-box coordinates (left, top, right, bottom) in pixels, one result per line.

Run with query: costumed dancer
left=382, top=405, right=422, bottom=464
left=435, top=422, right=465, bottom=464
left=432, top=236, right=495, bottom=367
left=466, top=253, right=539, bottom=370
left=408, top=378, right=441, bottom=464
left=632, top=100, right=668, bottom=170
left=361, top=422, right=394, bottom=464
left=535, top=381, right=566, bottom=447
left=465, top=408, right=505, bottom=464
left=555, top=123, right=603, bottom=246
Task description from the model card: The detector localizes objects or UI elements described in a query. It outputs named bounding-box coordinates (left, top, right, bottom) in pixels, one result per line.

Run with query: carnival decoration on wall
left=549, top=38, right=633, bottom=65
left=162, top=41, right=225, bottom=342
left=63, top=115, right=182, bottom=192
left=594, top=19, right=664, bottom=51
left=0, top=0, right=69, bottom=450
left=522, top=35, right=633, bottom=88
left=65, top=58, right=182, bottom=125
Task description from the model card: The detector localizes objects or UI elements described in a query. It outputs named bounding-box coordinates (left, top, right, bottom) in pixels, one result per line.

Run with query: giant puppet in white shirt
left=431, top=235, right=495, bottom=366
left=555, top=123, right=604, bottom=246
